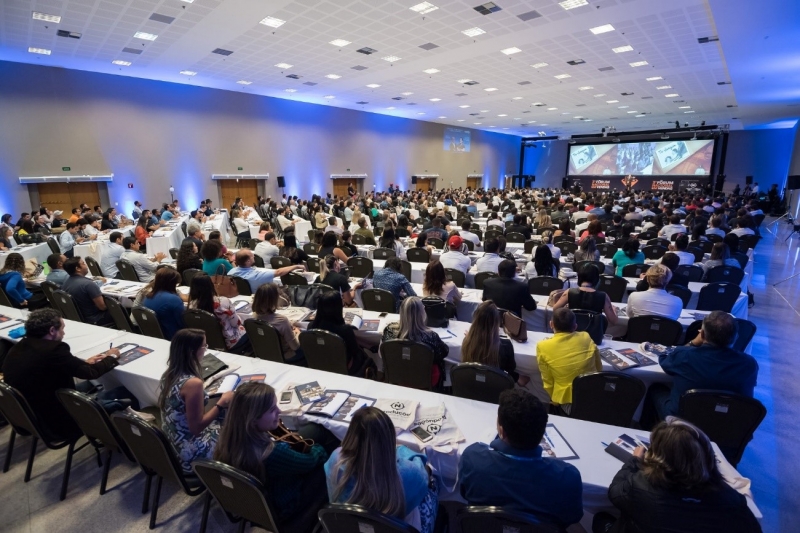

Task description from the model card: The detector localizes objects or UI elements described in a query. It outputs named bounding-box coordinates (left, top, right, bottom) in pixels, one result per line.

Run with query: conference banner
left=569, top=175, right=710, bottom=192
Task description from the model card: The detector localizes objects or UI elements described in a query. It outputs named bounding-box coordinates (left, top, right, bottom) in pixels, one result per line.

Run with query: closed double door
left=37, top=182, right=101, bottom=215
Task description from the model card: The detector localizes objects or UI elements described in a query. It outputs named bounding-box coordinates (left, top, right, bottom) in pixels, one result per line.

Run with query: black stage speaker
left=787, top=175, right=800, bottom=190
left=276, top=176, right=286, bottom=188
left=745, top=175, right=753, bottom=185
left=562, top=177, right=570, bottom=189
left=411, top=176, right=418, bottom=184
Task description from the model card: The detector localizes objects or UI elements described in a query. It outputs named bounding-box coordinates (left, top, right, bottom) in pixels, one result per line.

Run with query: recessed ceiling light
left=457, top=119, right=465, bottom=122
left=501, top=47, right=522, bottom=55
left=613, top=45, right=633, bottom=53
left=134, top=31, right=158, bottom=41
left=530, top=62, right=548, bottom=69
left=402, top=92, right=414, bottom=96
left=618, top=105, right=629, bottom=108
left=410, top=2, right=439, bottom=14
left=498, top=114, right=508, bottom=117
left=237, top=80, right=252, bottom=85
left=366, top=84, right=381, bottom=88
left=329, top=39, right=351, bottom=47
left=590, top=24, right=615, bottom=35
left=512, top=96, right=523, bottom=100
left=559, top=0, right=589, bottom=10
left=665, top=93, right=679, bottom=97
left=438, top=116, right=447, bottom=119
left=646, top=76, right=663, bottom=81
left=684, top=110, right=695, bottom=113
left=179, top=70, right=196, bottom=75
left=325, top=74, right=341, bottom=79
left=324, top=95, right=335, bottom=99
left=285, top=88, right=297, bottom=93
left=180, top=0, right=194, bottom=3
left=457, top=78, right=472, bottom=84
left=423, top=68, right=440, bottom=74
left=574, top=116, right=583, bottom=119
left=474, top=122, right=482, bottom=125
left=418, top=112, right=426, bottom=115
left=484, top=87, right=498, bottom=92
left=113, top=60, right=132, bottom=66
left=430, top=98, right=441, bottom=102
left=528, top=120, right=536, bottom=123
left=259, top=16, right=286, bottom=28
left=656, top=85, right=672, bottom=90
left=382, top=55, right=401, bottom=62
left=386, top=106, right=395, bottom=110
left=531, top=102, right=544, bottom=106
left=606, top=100, right=619, bottom=103
left=636, top=114, right=646, bottom=117
left=554, top=74, right=571, bottom=79
left=567, top=59, right=586, bottom=65
left=679, top=106, right=691, bottom=109
left=462, top=27, right=486, bottom=37
left=274, top=63, right=292, bottom=69
left=626, top=110, right=638, bottom=113
left=28, top=47, right=51, bottom=55
left=593, top=93, right=606, bottom=97
left=547, top=107, right=558, bottom=111
left=562, top=112, right=571, bottom=115
left=629, top=61, right=648, bottom=67
left=459, top=105, right=470, bottom=108
left=578, top=86, right=593, bottom=91
left=32, top=12, right=61, bottom=23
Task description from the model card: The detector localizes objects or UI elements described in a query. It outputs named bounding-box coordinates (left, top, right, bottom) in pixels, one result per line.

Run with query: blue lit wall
left=722, top=126, right=798, bottom=192
left=521, top=139, right=569, bottom=188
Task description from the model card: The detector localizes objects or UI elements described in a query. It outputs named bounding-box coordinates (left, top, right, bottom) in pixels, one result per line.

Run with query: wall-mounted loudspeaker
left=787, top=175, right=800, bottom=191
left=277, top=176, right=286, bottom=188
left=562, top=177, right=570, bottom=189
left=411, top=176, right=418, bottom=184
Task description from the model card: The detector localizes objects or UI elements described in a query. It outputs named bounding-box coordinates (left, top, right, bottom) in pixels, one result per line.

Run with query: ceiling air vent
left=517, top=10, right=541, bottom=21
left=419, top=43, right=439, bottom=50
left=149, top=13, right=175, bottom=24
left=356, top=47, right=377, bottom=55
left=474, top=2, right=502, bottom=15
left=57, top=30, right=81, bottom=39
left=122, top=47, right=142, bottom=54
left=212, top=48, right=233, bottom=56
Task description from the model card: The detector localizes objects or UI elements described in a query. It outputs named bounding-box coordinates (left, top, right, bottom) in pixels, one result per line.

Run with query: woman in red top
left=134, top=215, right=150, bottom=247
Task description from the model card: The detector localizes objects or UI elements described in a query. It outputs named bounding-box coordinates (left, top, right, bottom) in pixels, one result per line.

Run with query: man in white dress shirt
left=438, top=235, right=472, bottom=275
left=659, top=214, right=687, bottom=240
left=254, top=232, right=281, bottom=263
left=627, top=264, right=683, bottom=320
left=100, top=232, right=125, bottom=279
left=119, top=237, right=167, bottom=283
left=475, top=237, right=504, bottom=273
left=670, top=235, right=697, bottom=265
left=459, top=220, right=481, bottom=247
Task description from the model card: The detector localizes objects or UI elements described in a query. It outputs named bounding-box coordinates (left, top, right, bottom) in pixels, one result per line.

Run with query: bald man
left=227, top=249, right=305, bottom=293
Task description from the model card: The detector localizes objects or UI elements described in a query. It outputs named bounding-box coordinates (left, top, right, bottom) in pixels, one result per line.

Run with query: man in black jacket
left=2, top=309, right=123, bottom=439
left=505, top=215, right=532, bottom=240
left=481, top=260, right=537, bottom=317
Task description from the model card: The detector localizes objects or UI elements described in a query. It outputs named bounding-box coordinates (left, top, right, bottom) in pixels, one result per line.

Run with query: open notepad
left=599, top=348, right=658, bottom=371
left=206, top=373, right=267, bottom=396
left=344, top=312, right=381, bottom=332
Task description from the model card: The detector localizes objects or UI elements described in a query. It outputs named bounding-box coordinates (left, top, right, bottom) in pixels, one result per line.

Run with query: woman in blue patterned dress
left=158, top=328, right=234, bottom=474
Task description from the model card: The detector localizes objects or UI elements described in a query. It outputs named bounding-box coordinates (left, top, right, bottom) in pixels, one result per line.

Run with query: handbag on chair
left=502, top=310, right=528, bottom=343
left=211, top=265, right=239, bottom=298
left=268, top=420, right=314, bottom=453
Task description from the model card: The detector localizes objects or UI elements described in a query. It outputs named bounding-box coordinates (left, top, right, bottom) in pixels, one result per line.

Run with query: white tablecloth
left=0, top=242, right=51, bottom=268
left=74, top=226, right=135, bottom=264
left=146, top=216, right=189, bottom=257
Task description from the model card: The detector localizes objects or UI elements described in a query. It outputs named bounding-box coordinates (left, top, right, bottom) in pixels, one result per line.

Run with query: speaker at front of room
left=787, top=175, right=800, bottom=191
left=277, top=176, right=286, bottom=188
left=411, top=176, right=418, bottom=184
left=745, top=175, right=753, bottom=185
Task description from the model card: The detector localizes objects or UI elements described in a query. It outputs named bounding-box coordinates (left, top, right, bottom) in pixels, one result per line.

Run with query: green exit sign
left=62, top=166, right=71, bottom=171
left=237, top=167, right=243, bottom=171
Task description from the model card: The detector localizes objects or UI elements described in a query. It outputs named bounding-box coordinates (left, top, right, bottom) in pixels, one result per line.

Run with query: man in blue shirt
left=372, top=257, right=416, bottom=311
left=458, top=389, right=584, bottom=528
left=160, top=205, right=175, bottom=222
left=645, top=310, right=758, bottom=426
left=100, top=232, right=125, bottom=279
left=45, top=253, right=69, bottom=287
left=228, top=249, right=306, bottom=293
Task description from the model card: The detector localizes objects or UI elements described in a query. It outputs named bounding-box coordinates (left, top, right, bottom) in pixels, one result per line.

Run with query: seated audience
left=422, top=259, right=461, bottom=305
left=459, top=389, right=583, bottom=528
left=252, top=283, right=305, bottom=363
left=439, top=235, right=471, bottom=274
left=553, top=264, right=618, bottom=325
left=314, top=254, right=360, bottom=306
left=635, top=253, right=689, bottom=291
left=45, top=253, right=69, bottom=287
left=308, top=291, right=371, bottom=376
left=379, top=228, right=407, bottom=260
left=482, top=259, right=536, bottom=317
left=59, top=222, right=85, bottom=258
left=229, top=249, right=305, bottom=293
left=159, top=328, right=233, bottom=474
left=382, top=296, right=449, bottom=389
left=702, top=242, right=741, bottom=279
left=99, top=231, right=125, bottom=279
left=372, top=257, right=416, bottom=310
left=176, top=241, right=203, bottom=274
left=254, top=232, right=281, bottom=263
left=279, top=234, right=309, bottom=265
left=658, top=214, right=686, bottom=240
left=0, top=226, right=14, bottom=250
left=142, top=268, right=187, bottom=340
left=525, top=243, right=558, bottom=278
left=459, top=220, right=481, bottom=246
left=0, top=253, right=48, bottom=309
left=200, top=238, right=233, bottom=276
left=574, top=236, right=601, bottom=263
left=612, top=238, right=644, bottom=277
left=120, top=236, right=167, bottom=282
left=462, top=300, right=522, bottom=384
left=188, top=274, right=251, bottom=354
left=670, top=234, right=696, bottom=265
left=475, top=237, right=503, bottom=273
left=318, top=231, right=350, bottom=263
left=627, top=264, right=683, bottom=320
left=354, top=217, right=377, bottom=245
left=61, top=257, right=114, bottom=325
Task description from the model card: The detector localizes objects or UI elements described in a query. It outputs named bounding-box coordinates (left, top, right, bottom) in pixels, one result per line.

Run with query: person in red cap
left=439, top=235, right=472, bottom=274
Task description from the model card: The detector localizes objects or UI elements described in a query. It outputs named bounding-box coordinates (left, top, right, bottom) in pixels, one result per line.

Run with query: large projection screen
left=567, top=139, right=715, bottom=176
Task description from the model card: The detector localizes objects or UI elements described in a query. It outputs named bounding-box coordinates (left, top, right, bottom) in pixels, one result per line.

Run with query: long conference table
left=0, top=305, right=761, bottom=528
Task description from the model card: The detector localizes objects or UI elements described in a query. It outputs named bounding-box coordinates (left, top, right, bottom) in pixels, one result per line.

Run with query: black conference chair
left=555, top=241, right=578, bottom=256
left=666, top=284, right=692, bottom=308
left=319, top=504, right=419, bottom=533
left=85, top=256, right=105, bottom=277
left=573, top=309, right=608, bottom=346
left=281, top=272, right=308, bottom=286
left=303, top=243, right=318, bottom=255
left=704, top=265, right=745, bottom=285
left=457, top=506, right=560, bottom=533
left=351, top=233, right=367, bottom=245
left=380, top=339, right=435, bottom=391
left=597, top=243, right=618, bottom=259
left=270, top=256, right=292, bottom=269
left=686, top=247, right=705, bottom=263
left=362, top=288, right=396, bottom=313
left=230, top=276, right=252, bottom=296
left=253, top=254, right=265, bottom=268
left=111, top=411, right=206, bottom=529
left=675, top=264, right=704, bottom=283
left=55, top=389, right=135, bottom=496
left=570, top=372, right=647, bottom=428
left=0, top=381, right=98, bottom=501
left=678, top=389, right=766, bottom=467
left=505, top=232, right=525, bottom=243
left=696, top=282, right=741, bottom=313
left=524, top=240, right=537, bottom=254
left=573, top=260, right=606, bottom=275
left=406, top=248, right=431, bottom=263
left=372, top=247, right=397, bottom=260
left=244, top=318, right=294, bottom=364
left=182, top=268, right=202, bottom=287
left=103, top=295, right=134, bottom=332
left=52, top=290, right=85, bottom=322
left=739, top=234, right=760, bottom=252
left=642, top=245, right=667, bottom=260
left=131, top=307, right=165, bottom=339
left=553, top=235, right=575, bottom=245
left=40, top=280, right=60, bottom=309
left=168, top=248, right=179, bottom=260
left=598, top=275, right=628, bottom=303
left=625, top=315, right=683, bottom=345
left=47, top=237, right=62, bottom=255
left=527, top=276, right=563, bottom=296
left=647, top=238, right=671, bottom=248
left=116, top=259, right=141, bottom=282
left=398, top=259, right=412, bottom=282
left=427, top=237, right=444, bottom=249
left=451, top=363, right=515, bottom=404
left=184, top=309, right=229, bottom=350
left=474, top=271, right=498, bottom=290
left=445, top=268, right=466, bottom=288
left=0, top=285, right=14, bottom=307
left=299, top=329, right=350, bottom=375
left=347, top=256, right=373, bottom=278
left=621, top=263, right=648, bottom=278
left=684, top=318, right=757, bottom=352
left=307, top=256, right=321, bottom=274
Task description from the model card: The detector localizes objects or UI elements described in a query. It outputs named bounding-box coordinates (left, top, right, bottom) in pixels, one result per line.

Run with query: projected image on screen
left=568, top=139, right=714, bottom=176
left=444, top=127, right=470, bottom=152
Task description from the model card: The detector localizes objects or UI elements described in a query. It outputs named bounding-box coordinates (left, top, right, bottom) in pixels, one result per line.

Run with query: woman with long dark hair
left=0, top=252, right=47, bottom=308
left=188, top=274, right=251, bottom=353
left=574, top=236, right=601, bottom=262
left=422, top=259, right=461, bottom=304
left=612, top=238, right=644, bottom=277
left=142, top=268, right=186, bottom=340
left=525, top=243, right=557, bottom=278
left=309, top=291, right=370, bottom=375
left=176, top=241, right=203, bottom=274
left=280, top=234, right=309, bottom=265
left=379, top=227, right=406, bottom=260
left=159, top=328, right=233, bottom=474
left=461, top=301, right=522, bottom=384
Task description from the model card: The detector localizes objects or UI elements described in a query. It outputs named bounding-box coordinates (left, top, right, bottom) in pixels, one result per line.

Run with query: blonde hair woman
left=315, top=254, right=360, bottom=306
left=462, top=301, right=523, bottom=384
left=534, top=208, right=551, bottom=230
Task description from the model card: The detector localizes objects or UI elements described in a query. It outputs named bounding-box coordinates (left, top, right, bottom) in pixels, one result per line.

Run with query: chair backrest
left=427, top=237, right=444, bottom=249
left=733, top=318, right=757, bottom=352
left=639, top=229, right=658, bottom=240
left=347, top=256, right=374, bottom=278
left=85, top=256, right=105, bottom=277
left=597, top=243, right=618, bottom=259
left=47, top=237, right=61, bottom=255
left=0, top=285, right=13, bottom=307
left=406, top=247, right=431, bottom=263
left=695, top=240, right=714, bottom=254
left=696, top=282, right=741, bottom=312
left=552, top=235, right=575, bottom=244
left=483, top=230, right=501, bottom=242
left=572, top=309, right=607, bottom=345
left=253, top=254, right=265, bottom=268
left=319, top=504, right=420, bottom=533
left=280, top=272, right=308, bottom=286
left=351, top=233, right=366, bottom=245
left=398, top=260, right=412, bottom=282
left=0, top=380, right=48, bottom=443
left=678, top=389, right=766, bottom=466
left=474, top=271, right=498, bottom=290
left=706, top=233, right=723, bottom=243
left=307, top=256, right=321, bottom=274
left=573, top=260, right=606, bottom=275
left=303, top=243, right=318, bottom=255
left=307, top=229, right=317, bottom=242
left=372, top=247, right=397, bottom=260
left=183, top=309, right=228, bottom=350
left=527, top=276, right=563, bottom=296
left=445, top=268, right=466, bottom=288
left=686, top=247, right=705, bottom=263
left=555, top=241, right=577, bottom=255
left=131, top=306, right=165, bottom=339
left=420, top=297, right=448, bottom=328
left=53, top=290, right=85, bottom=322
left=56, top=389, right=131, bottom=458
left=665, top=284, right=692, bottom=308
left=739, top=234, right=760, bottom=252
left=362, top=288, right=396, bottom=313
left=299, top=329, right=350, bottom=374
left=380, top=339, right=434, bottom=390
left=248, top=238, right=259, bottom=251
left=243, top=319, right=285, bottom=363
left=647, top=238, right=671, bottom=248
left=705, top=265, right=745, bottom=285
left=103, top=296, right=134, bottom=332
left=642, top=245, right=667, bottom=260
left=230, top=276, right=252, bottom=296
left=168, top=248, right=179, bottom=260
left=731, top=252, right=748, bottom=269
left=192, top=460, right=280, bottom=532
left=116, top=259, right=140, bottom=282
left=464, top=239, right=475, bottom=251
left=675, top=264, right=704, bottom=282
left=111, top=411, right=197, bottom=492
left=571, top=372, right=647, bottom=428
left=621, top=263, right=648, bottom=278
left=40, top=280, right=60, bottom=309
left=524, top=240, right=537, bottom=255
left=451, top=363, right=515, bottom=404
left=505, top=232, right=525, bottom=243
left=625, top=315, right=683, bottom=345
left=598, top=275, right=628, bottom=303
left=181, top=268, right=202, bottom=287
left=456, top=506, right=560, bottom=533
left=270, top=256, right=292, bottom=269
